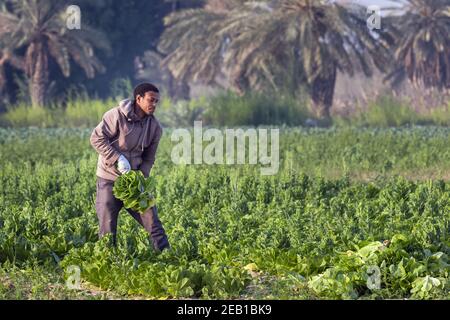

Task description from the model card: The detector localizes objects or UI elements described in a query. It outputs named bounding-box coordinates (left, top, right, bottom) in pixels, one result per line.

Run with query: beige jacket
left=90, top=99, right=163, bottom=181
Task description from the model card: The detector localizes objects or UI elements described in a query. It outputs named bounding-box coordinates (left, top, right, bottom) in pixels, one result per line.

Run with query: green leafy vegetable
left=113, top=170, right=156, bottom=213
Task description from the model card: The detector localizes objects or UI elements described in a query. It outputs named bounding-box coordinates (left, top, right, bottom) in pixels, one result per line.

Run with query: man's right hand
left=117, top=154, right=131, bottom=174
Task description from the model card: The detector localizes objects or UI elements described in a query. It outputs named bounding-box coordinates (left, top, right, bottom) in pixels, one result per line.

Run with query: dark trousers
left=95, top=176, right=170, bottom=251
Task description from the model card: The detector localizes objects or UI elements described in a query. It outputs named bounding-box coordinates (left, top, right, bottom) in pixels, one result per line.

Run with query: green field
left=0, top=127, right=449, bottom=299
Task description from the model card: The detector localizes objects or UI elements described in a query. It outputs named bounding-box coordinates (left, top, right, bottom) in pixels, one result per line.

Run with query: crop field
left=0, top=127, right=449, bottom=299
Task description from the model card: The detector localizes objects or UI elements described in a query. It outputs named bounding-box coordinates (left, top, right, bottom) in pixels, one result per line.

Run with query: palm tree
left=385, top=0, right=450, bottom=90
left=0, top=0, right=110, bottom=107
left=158, top=0, right=242, bottom=87
left=158, top=0, right=395, bottom=118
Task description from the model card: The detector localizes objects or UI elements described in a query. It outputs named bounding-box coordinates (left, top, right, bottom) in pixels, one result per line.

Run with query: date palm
left=0, top=0, right=110, bottom=107
left=158, top=0, right=244, bottom=86
left=385, top=0, right=450, bottom=90
left=159, top=0, right=394, bottom=118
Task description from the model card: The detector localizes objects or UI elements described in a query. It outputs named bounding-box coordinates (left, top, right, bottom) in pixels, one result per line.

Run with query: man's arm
left=139, top=126, right=162, bottom=178
left=90, top=109, right=122, bottom=167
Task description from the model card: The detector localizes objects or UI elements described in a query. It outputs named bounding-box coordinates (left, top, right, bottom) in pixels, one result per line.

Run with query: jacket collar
left=118, top=99, right=153, bottom=122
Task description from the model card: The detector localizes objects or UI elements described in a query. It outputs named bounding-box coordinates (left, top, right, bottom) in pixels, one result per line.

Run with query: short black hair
left=133, top=83, right=159, bottom=101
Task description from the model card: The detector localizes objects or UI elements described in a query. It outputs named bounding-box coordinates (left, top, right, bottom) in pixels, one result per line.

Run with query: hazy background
left=0, top=0, right=448, bottom=127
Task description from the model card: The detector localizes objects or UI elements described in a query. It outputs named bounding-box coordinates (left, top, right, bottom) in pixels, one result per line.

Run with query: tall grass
left=426, top=104, right=450, bottom=126
left=0, top=98, right=113, bottom=128
left=157, top=96, right=207, bottom=127
left=0, top=91, right=313, bottom=128
left=65, top=97, right=115, bottom=127
left=202, top=91, right=312, bottom=126
left=0, top=103, right=61, bottom=128
left=334, top=95, right=450, bottom=127
left=0, top=93, right=449, bottom=128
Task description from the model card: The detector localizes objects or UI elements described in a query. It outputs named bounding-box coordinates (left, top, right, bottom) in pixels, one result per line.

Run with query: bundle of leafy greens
left=113, top=170, right=156, bottom=213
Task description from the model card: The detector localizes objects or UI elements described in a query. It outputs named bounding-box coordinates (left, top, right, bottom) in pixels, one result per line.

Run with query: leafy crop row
left=0, top=128, right=448, bottom=299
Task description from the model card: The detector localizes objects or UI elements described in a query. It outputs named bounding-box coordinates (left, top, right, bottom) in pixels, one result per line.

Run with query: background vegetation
left=0, top=0, right=448, bottom=124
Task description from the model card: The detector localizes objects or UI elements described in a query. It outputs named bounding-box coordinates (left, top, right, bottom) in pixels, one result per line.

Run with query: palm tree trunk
left=168, top=74, right=190, bottom=100
left=311, top=66, right=336, bottom=118
left=28, top=42, right=49, bottom=108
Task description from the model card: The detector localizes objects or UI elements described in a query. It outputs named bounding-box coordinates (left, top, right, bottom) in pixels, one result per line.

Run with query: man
left=90, top=83, right=170, bottom=251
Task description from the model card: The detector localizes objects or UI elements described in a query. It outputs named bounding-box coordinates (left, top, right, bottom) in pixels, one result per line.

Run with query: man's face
left=136, top=91, right=160, bottom=116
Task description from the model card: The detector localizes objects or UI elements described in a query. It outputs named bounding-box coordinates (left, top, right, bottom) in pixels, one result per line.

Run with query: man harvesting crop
left=90, top=83, right=170, bottom=252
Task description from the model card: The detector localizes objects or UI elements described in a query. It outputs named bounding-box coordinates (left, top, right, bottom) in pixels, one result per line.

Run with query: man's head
left=133, top=83, right=160, bottom=116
